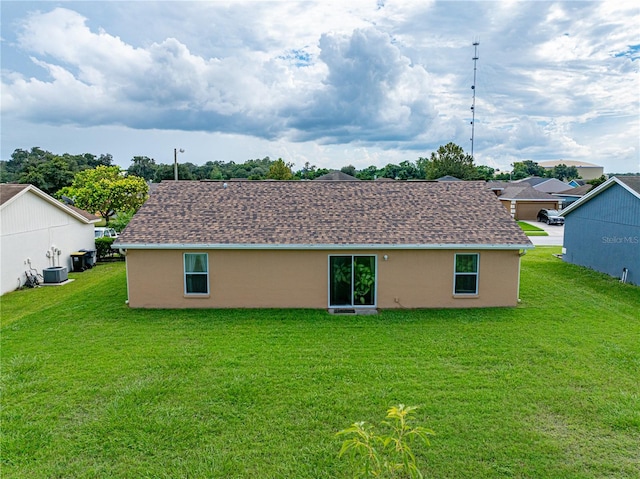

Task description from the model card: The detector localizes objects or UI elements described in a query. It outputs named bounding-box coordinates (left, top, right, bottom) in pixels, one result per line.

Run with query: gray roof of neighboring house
left=514, top=176, right=549, bottom=187
left=497, top=184, right=560, bottom=201
left=531, top=178, right=571, bottom=194
left=435, top=175, right=462, bottom=181
left=486, top=180, right=508, bottom=190
left=116, top=180, right=531, bottom=248
left=617, top=176, right=640, bottom=194
left=555, top=184, right=593, bottom=197
left=313, top=171, right=360, bottom=181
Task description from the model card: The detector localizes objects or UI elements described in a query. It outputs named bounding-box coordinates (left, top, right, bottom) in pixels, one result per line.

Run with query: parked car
left=95, top=227, right=118, bottom=238
left=537, top=209, right=564, bottom=225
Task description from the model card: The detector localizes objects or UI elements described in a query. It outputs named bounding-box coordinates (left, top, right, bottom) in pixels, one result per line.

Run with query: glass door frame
left=327, top=254, right=377, bottom=308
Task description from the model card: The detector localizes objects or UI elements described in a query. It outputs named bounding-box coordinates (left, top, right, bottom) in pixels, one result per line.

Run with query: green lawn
left=518, top=221, right=549, bottom=236
left=2, top=248, right=639, bottom=478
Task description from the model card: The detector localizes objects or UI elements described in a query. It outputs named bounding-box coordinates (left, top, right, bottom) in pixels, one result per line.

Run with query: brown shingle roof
left=0, top=184, right=29, bottom=206
left=116, top=180, right=531, bottom=248
left=67, top=204, right=101, bottom=222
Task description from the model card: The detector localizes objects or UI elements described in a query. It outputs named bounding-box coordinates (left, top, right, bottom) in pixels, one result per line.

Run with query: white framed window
left=454, top=253, right=479, bottom=295
left=184, top=253, right=209, bottom=295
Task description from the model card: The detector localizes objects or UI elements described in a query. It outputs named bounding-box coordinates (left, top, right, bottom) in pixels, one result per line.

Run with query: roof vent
left=223, top=182, right=228, bottom=189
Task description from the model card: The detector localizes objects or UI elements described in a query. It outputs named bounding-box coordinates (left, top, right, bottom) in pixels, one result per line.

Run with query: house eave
left=499, top=197, right=561, bottom=202
left=115, top=242, right=534, bottom=251
left=561, top=176, right=640, bottom=217
left=1, top=184, right=97, bottom=224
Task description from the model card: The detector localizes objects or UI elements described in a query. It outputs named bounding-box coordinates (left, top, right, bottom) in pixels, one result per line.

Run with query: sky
left=1, top=1, right=639, bottom=174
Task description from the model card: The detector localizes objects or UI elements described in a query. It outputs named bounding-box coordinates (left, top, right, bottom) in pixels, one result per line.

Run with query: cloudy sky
left=1, top=1, right=638, bottom=174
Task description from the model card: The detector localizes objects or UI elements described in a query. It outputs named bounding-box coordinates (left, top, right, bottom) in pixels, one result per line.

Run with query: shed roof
left=116, top=180, right=531, bottom=250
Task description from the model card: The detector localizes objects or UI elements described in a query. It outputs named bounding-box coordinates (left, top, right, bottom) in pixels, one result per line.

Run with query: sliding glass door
left=329, top=255, right=376, bottom=307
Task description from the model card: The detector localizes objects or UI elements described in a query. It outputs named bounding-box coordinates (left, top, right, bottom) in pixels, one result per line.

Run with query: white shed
left=0, top=184, right=99, bottom=295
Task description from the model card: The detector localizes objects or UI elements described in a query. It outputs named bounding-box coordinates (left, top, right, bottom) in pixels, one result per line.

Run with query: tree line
left=2, top=143, right=594, bottom=198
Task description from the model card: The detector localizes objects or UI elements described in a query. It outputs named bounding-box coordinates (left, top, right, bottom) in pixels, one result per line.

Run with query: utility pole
left=470, top=41, right=479, bottom=160
left=174, top=148, right=184, bottom=181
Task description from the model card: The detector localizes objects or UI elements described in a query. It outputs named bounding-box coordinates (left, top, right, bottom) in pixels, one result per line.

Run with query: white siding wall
left=1, top=192, right=95, bottom=295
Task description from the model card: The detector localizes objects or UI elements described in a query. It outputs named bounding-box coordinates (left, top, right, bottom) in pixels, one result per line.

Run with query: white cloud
left=1, top=1, right=638, bottom=174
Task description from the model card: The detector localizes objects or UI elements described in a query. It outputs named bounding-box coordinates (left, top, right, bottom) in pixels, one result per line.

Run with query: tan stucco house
left=115, top=180, right=533, bottom=310
left=487, top=182, right=562, bottom=220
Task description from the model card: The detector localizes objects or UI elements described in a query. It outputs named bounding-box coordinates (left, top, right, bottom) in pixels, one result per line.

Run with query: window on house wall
left=454, top=253, right=479, bottom=295
left=184, top=253, right=209, bottom=295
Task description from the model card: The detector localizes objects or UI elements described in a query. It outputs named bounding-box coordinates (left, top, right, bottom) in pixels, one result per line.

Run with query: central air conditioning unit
left=43, top=266, right=68, bottom=284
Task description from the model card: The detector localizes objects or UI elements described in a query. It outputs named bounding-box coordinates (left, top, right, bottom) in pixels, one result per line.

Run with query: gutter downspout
left=517, top=249, right=527, bottom=303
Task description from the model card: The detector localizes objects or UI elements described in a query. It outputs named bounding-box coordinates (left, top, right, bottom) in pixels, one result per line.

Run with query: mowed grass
left=1, top=248, right=639, bottom=478
left=518, top=221, right=549, bottom=236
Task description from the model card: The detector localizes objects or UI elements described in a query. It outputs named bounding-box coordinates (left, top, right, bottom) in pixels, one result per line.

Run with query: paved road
left=521, top=220, right=564, bottom=246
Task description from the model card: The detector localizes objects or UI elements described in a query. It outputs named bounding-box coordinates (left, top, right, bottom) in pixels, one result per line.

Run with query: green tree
left=153, top=164, right=195, bottom=182
left=57, top=166, right=148, bottom=224
left=297, top=161, right=317, bottom=180
left=549, top=164, right=580, bottom=181
left=475, top=165, right=495, bottom=180
left=127, top=156, right=157, bottom=181
left=209, top=165, right=224, bottom=180
left=380, top=163, right=401, bottom=179
left=340, top=165, right=357, bottom=177
left=511, top=160, right=546, bottom=180
left=355, top=165, right=381, bottom=180
left=19, top=156, right=75, bottom=194
left=421, top=142, right=478, bottom=180
left=1, top=147, right=113, bottom=191
left=587, top=175, right=607, bottom=188
left=267, top=158, right=294, bottom=180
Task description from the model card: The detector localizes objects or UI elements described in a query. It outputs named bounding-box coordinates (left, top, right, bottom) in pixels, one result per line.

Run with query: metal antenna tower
left=470, top=41, right=479, bottom=160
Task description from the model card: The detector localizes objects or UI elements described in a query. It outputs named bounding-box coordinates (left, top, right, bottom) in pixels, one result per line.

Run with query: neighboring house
left=0, top=184, right=100, bottom=295
left=314, top=171, right=360, bottom=181
left=553, top=184, right=593, bottom=206
left=436, top=175, right=462, bottom=182
left=538, top=160, right=604, bottom=180
left=513, top=176, right=550, bottom=188
left=535, top=178, right=572, bottom=194
left=568, top=179, right=586, bottom=188
left=487, top=182, right=562, bottom=220
left=561, top=176, right=640, bottom=286
left=115, top=180, right=533, bottom=309
left=514, top=177, right=571, bottom=194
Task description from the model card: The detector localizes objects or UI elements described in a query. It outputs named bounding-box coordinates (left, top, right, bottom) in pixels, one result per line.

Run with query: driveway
left=521, top=220, right=564, bottom=246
